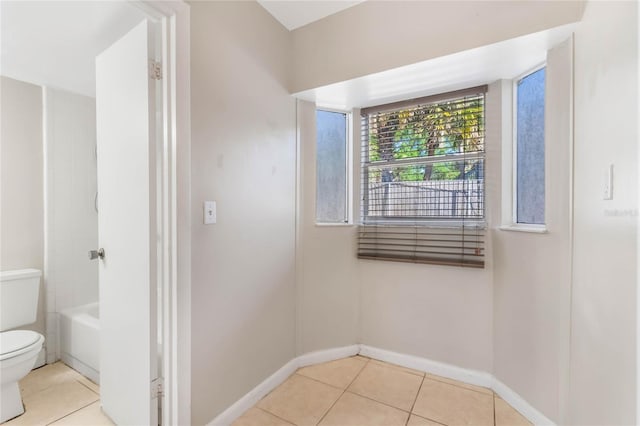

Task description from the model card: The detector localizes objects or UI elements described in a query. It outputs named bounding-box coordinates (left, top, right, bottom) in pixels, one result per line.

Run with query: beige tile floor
left=233, top=356, right=532, bottom=426
left=4, top=362, right=114, bottom=426
left=5, top=357, right=532, bottom=426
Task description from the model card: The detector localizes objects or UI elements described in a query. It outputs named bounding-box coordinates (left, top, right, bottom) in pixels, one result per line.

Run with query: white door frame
left=130, top=1, right=191, bottom=424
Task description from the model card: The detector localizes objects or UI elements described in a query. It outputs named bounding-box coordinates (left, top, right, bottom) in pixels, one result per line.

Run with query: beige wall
left=356, top=83, right=498, bottom=371
left=297, top=90, right=498, bottom=372
left=357, top=82, right=502, bottom=372
left=359, top=260, right=494, bottom=371
left=291, top=0, right=584, bottom=380
left=187, top=1, right=639, bottom=424
left=296, top=100, right=360, bottom=354
left=0, top=76, right=45, bottom=337
left=189, top=2, right=297, bottom=424
left=569, top=1, right=638, bottom=424
left=492, top=39, right=573, bottom=423
left=290, top=1, right=586, bottom=93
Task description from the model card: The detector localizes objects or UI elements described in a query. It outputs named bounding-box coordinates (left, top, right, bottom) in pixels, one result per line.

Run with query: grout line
left=259, top=360, right=371, bottom=426
left=406, top=375, right=425, bottom=425
left=369, top=359, right=425, bottom=378
left=244, top=356, right=505, bottom=426
left=75, top=378, right=100, bottom=396
left=44, top=399, right=97, bottom=425
left=314, top=358, right=369, bottom=425
left=422, top=373, right=492, bottom=396
left=314, top=387, right=345, bottom=424
left=345, top=355, right=369, bottom=391
left=292, top=373, right=344, bottom=392
left=255, top=407, right=295, bottom=426
left=324, top=358, right=426, bottom=418
left=21, top=364, right=101, bottom=426
left=409, top=413, right=447, bottom=426
left=344, top=390, right=412, bottom=415
left=295, top=356, right=369, bottom=391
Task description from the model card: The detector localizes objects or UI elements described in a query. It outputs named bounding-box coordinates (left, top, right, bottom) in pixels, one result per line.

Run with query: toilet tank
left=0, top=269, right=42, bottom=331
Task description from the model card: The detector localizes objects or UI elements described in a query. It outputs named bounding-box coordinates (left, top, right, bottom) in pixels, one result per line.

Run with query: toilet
left=0, top=269, right=45, bottom=423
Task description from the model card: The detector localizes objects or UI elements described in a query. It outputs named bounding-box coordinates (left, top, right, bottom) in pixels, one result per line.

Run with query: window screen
left=358, top=86, right=486, bottom=268
left=516, top=67, right=545, bottom=224
left=316, top=110, right=348, bottom=223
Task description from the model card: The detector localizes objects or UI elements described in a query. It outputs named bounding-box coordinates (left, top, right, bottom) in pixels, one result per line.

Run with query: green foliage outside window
left=367, top=96, right=484, bottom=183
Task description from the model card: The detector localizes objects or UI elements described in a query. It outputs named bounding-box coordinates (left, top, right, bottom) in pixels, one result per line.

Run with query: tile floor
left=6, top=357, right=532, bottom=426
left=4, top=362, right=114, bottom=426
left=233, top=356, right=532, bottom=426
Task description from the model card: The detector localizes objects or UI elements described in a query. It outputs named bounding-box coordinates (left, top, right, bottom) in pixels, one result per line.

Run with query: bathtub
left=59, top=302, right=99, bottom=383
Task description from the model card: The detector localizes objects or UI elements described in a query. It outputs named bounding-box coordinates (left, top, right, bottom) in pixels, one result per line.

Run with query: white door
left=96, top=19, right=159, bottom=426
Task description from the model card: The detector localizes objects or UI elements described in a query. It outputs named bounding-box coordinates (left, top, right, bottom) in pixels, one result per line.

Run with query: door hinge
left=149, top=60, right=162, bottom=80
left=151, top=377, right=164, bottom=399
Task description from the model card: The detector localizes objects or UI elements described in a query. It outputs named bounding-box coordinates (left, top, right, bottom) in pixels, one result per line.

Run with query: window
left=316, top=110, right=349, bottom=224
left=358, top=87, right=487, bottom=267
left=515, top=67, right=545, bottom=225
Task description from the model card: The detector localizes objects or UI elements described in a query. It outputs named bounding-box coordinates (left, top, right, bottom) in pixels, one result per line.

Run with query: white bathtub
left=59, top=302, right=99, bottom=383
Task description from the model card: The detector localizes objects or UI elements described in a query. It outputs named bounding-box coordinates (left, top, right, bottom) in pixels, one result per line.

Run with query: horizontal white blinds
left=359, top=86, right=486, bottom=268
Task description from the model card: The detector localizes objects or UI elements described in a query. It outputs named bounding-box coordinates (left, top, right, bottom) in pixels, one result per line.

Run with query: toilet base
left=0, top=381, right=25, bottom=423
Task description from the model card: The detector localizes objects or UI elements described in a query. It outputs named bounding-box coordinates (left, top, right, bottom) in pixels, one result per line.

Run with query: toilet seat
left=0, top=330, right=44, bottom=361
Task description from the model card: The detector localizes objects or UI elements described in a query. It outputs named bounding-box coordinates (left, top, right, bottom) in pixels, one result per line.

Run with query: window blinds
left=358, top=86, right=487, bottom=268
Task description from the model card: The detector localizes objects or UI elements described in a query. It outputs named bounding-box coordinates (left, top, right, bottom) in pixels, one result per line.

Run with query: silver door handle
left=88, top=248, right=105, bottom=260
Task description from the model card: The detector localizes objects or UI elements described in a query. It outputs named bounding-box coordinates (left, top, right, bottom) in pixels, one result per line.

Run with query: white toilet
left=0, top=269, right=45, bottom=423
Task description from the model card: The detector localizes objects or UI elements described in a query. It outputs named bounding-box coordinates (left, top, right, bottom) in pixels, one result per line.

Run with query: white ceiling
left=2, top=0, right=574, bottom=107
left=1, top=1, right=147, bottom=97
left=257, top=0, right=364, bottom=31
left=295, top=24, right=577, bottom=110
left=2, top=1, right=362, bottom=96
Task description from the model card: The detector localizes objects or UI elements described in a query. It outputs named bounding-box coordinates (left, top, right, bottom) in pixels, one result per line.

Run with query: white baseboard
left=208, top=345, right=359, bottom=426
left=360, top=345, right=553, bottom=425
left=208, top=344, right=553, bottom=426
left=208, top=358, right=298, bottom=426
left=296, top=345, right=360, bottom=368
left=492, top=378, right=554, bottom=425
left=359, top=345, right=493, bottom=389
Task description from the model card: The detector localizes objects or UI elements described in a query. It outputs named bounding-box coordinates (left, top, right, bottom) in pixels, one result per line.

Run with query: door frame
left=130, top=1, right=191, bottom=424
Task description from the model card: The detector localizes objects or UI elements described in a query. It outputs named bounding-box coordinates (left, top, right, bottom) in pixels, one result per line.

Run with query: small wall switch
left=603, top=164, right=614, bottom=200
left=204, top=201, right=217, bottom=224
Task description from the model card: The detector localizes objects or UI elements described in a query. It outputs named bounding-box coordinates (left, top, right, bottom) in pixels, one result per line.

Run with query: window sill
left=315, top=222, right=354, bottom=228
left=499, top=224, right=548, bottom=234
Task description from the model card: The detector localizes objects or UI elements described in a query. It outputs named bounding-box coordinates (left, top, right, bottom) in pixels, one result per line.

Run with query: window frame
left=359, top=90, right=487, bottom=229
left=356, top=87, right=488, bottom=267
left=315, top=107, right=353, bottom=226
left=504, top=63, right=548, bottom=233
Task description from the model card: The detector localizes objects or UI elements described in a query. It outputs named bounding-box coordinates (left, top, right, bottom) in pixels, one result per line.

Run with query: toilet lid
left=0, top=330, right=43, bottom=360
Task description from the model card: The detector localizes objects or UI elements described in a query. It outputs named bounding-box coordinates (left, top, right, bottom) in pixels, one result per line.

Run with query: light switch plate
left=603, top=164, right=613, bottom=200
left=204, top=201, right=216, bottom=224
